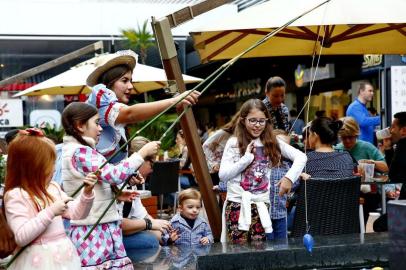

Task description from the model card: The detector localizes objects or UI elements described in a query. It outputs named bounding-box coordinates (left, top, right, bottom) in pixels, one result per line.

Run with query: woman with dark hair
left=303, top=117, right=355, bottom=179
left=61, top=102, right=160, bottom=269
left=262, top=76, right=290, bottom=132
left=86, top=50, right=199, bottom=164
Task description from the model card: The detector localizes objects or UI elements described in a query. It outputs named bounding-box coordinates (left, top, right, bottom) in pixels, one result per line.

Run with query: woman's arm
left=121, top=218, right=148, bottom=235
left=116, top=91, right=200, bottom=125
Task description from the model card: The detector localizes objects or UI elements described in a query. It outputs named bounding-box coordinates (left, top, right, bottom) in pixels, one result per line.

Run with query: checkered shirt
left=162, top=213, right=213, bottom=246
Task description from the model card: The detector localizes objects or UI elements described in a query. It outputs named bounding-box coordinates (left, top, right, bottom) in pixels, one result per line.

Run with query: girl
left=86, top=50, right=199, bottom=164
left=61, top=102, right=160, bottom=269
left=4, top=128, right=97, bottom=269
left=203, top=111, right=240, bottom=186
left=219, top=99, right=306, bottom=243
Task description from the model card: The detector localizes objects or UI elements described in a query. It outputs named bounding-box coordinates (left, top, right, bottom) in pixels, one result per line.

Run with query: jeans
left=123, top=231, right=159, bottom=250
left=266, top=217, right=287, bottom=240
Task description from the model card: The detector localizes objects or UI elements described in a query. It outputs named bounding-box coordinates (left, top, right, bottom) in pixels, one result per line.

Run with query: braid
left=61, top=102, right=98, bottom=148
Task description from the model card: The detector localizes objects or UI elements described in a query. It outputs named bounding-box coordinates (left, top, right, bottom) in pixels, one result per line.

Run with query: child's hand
left=200, top=236, right=210, bottom=245
left=277, top=177, right=292, bottom=196
left=245, top=140, right=255, bottom=154
left=138, top=141, right=161, bottom=159
left=300, top=173, right=311, bottom=181
left=117, top=190, right=139, bottom=202
left=169, top=228, right=180, bottom=243
left=83, top=173, right=98, bottom=196
left=129, top=172, right=145, bottom=186
left=50, top=197, right=73, bottom=216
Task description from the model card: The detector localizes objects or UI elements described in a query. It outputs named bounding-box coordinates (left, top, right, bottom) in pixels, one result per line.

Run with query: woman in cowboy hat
left=86, top=50, right=199, bottom=164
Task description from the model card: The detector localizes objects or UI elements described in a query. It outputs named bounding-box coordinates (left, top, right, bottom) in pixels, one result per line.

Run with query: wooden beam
left=165, top=0, right=233, bottom=28
left=0, top=41, right=103, bottom=87
left=152, top=15, right=222, bottom=240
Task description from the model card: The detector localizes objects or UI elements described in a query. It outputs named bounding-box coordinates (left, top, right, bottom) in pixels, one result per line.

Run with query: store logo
left=294, top=65, right=304, bottom=87
left=0, top=102, right=10, bottom=125
left=362, top=54, right=383, bottom=69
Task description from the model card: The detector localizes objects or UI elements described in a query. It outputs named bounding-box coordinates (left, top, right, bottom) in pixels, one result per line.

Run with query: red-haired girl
left=4, top=129, right=97, bottom=269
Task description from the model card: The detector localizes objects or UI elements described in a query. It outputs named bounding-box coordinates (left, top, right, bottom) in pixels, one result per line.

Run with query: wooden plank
left=0, top=41, right=103, bottom=87
left=153, top=15, right=223, bottom=240
left=166, top=0, right=233, bottom=28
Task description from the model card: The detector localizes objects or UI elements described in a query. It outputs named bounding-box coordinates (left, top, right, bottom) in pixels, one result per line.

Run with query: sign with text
left=294, top=64, right=335, bottom=87
left=30, top=110, right=61, bottom=129
left=391, top=66, right=406, bottom=121
left=0, top=99, right=23, bottom=127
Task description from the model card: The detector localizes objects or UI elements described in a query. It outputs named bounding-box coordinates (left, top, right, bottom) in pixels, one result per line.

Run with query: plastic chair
left=291, top=176, right=361, bottom=237
left=148, top=160, right=180, bottom=218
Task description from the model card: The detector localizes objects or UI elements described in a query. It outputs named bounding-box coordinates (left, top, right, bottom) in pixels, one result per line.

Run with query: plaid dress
left=67, top=145, right=136, bottom=270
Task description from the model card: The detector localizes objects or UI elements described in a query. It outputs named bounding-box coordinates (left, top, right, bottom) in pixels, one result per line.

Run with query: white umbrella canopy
left=13, top=55, right=203, bottom=97
left=191, top=0, right=406, bottom=62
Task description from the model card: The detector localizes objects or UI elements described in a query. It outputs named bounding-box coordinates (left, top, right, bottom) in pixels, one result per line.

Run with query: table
left=364, top=175, right=391, bottom=214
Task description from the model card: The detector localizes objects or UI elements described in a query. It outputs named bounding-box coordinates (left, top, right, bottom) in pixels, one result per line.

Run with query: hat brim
left=86, top=55, right=136, bottom=87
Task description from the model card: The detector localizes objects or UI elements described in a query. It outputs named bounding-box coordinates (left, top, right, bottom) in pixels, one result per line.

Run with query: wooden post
left=0, top=41, right=103, bottom=87
left=152, top=4, right=232, bottom=238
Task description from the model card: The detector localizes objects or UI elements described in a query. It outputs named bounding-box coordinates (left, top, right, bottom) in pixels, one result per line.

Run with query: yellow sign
left=362, top=54, right=383, bottom=69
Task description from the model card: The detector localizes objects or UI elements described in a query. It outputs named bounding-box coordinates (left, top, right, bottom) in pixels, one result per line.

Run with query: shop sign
left=362, top=54, right=383, bottom=69
left=215, top=78, right=261, bottom=100
left=30, top=110, right=61, bottom=129
left=0, top=99, right=23, bottom=127
left=294, top=64, right=335, bottom=87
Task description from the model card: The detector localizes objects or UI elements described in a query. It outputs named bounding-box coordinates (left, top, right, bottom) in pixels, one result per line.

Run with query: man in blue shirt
left=346, top=81, right=380, bottom=144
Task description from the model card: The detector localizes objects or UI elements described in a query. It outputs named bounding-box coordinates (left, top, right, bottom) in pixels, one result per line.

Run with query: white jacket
left=219, top=137, right=307, bottom=242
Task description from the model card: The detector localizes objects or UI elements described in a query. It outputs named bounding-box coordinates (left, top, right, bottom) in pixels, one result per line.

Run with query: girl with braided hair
left=61, top=102, right=160, bottom=269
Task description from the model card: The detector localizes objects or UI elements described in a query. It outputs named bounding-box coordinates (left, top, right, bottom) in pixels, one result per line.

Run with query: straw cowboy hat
left=86, top=50, right=137, bottom=87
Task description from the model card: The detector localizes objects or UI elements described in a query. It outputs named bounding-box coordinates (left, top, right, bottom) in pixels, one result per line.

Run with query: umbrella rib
left=330, top=23, right=406, bottom=43
left=297, top=26, right=319, bottom=39
left=235, top=28, right=317, bottom=40
left=328, top=24, right=372, bottom=42
left=206, top=32, right=249, bottom=62
left=198, top=30, right=234, bottom=47
left=389, top=23, right=406, bottom=37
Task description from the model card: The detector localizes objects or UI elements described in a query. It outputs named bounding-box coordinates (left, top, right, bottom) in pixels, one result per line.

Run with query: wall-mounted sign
left=30, top=110, right=61, bottom=129
left=0, top=99, right=23, bottom=127
left=362, top=54, right=383, bottom=69
left=294, top=64, right=335, bottom=87
left=391, top=66, right=406, bottom=121
left=215, top=78, right=262, bottom=100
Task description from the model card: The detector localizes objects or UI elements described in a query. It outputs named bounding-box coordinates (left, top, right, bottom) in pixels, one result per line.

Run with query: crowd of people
left=0, top=51, right=405, bottom=269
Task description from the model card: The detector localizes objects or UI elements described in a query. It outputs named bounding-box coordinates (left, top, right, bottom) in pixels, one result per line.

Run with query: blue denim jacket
left=162, top=213, right=213, bottom=245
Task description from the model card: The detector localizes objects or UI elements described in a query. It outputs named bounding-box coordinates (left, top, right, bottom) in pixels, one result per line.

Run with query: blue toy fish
left=303, top=233, right=314, bottom=253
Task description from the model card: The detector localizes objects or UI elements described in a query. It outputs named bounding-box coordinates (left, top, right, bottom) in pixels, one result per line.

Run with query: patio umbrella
left=13, top=55, right=203, bottom=97
left=190, top=0, right=406, bottom=63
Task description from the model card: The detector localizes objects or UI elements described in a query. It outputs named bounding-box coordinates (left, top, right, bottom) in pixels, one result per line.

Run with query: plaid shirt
left=72, top=146, right=136, bottom=185
left=263, top=97, right=290, bottom=132
left=269, top=160, right=291, bottom=219
left=162, top=213, right=213, bottom=245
